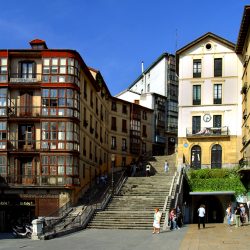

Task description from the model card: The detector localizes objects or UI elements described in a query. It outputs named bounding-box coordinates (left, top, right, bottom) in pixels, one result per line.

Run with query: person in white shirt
left=146, top=163, right=151, bottom=177
left=197, top=204, right=206, bottom=229
left=164, top=160, right=169, bottom=173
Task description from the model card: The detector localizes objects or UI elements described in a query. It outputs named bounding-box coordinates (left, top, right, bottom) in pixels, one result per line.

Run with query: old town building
left=236, top=5, right=250, bottom=203
left=0, top=40, right=153, bottom=231
left=116, top=53, right=178, bottom=155
left=176, top=32, right=242, bottom=169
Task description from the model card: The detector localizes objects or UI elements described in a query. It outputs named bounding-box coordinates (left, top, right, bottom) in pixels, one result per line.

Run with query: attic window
left=205, top=43, right=212, bottom=50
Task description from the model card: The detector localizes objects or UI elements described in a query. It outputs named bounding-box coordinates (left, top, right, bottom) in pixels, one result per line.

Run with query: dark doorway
left=191, top=145, right=201, bottom=169
left=193, top=196, right=224, bottom=223
left=211, top=144, right=222, bottom=168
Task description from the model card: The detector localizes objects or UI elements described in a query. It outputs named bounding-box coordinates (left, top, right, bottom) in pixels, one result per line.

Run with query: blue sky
left=0, top=0, right=247, bottom=95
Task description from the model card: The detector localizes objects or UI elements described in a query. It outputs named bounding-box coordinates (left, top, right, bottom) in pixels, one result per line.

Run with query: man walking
left=197, top=204, right=206, bottom=229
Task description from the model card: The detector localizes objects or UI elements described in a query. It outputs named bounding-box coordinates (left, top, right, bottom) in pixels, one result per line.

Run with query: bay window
left=42, top=88, right=79, bottom=118
left=42, top=57, right=80, bottom=86
left=0, top=58, right=7, bottom=82
left=41, top=121, right=79, bottom=151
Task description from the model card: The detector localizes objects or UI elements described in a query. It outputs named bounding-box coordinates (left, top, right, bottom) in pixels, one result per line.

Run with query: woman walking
left=152, top=208, right=161, bottom=234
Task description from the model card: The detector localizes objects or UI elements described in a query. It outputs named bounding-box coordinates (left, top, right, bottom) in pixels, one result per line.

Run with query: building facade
left=176, top=33, right=242, bottom=170
left=236, top=5, right=250, bottom=202
left=116, top=53, right=178, bottom=155
left=0, top=40, right=153, bottom=232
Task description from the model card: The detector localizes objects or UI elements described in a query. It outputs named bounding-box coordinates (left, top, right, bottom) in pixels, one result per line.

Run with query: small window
left=193, top=85, right=201, bottom=105
left=111, top=117, right=117, bottom=131
left=111, top=101, right=117, bottom=111
left=193, top=59, right=201, bottom=78
left=122, top=105, right=127, bottom=114
left=214, top=84, right=222, bottom=104
left=206, top=43, right=212, bottom=50
left=214, top=58, right=222, bottom=77
left=111, top=136, right=116, bottom=149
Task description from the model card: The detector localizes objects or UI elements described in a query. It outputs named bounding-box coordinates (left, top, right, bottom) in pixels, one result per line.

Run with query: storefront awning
left=189, top=191, right=235, bottom=195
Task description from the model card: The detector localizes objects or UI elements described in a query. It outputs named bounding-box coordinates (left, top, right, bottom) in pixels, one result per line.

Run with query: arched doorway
left=211, top=144, right=222, bottom=169
left=193, top=196, right=224, bottom=223
left=191, top=145, right=201, bottom=169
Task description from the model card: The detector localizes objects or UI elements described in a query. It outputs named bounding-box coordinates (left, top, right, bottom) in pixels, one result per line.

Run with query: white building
left=176, top=32, right=242, bottom=169
left=116, top=53, right=178, bottom=155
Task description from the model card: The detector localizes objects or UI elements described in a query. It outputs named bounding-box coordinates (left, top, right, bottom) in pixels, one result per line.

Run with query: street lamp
left=111, top=154, right=115, bottom=193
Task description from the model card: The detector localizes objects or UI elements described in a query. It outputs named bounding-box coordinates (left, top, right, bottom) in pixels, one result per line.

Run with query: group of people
left=226, top=203, right=247, bottom=227
left=152, top=205, right=183, bottom=234
left=168, top=205, right=183, bottom=230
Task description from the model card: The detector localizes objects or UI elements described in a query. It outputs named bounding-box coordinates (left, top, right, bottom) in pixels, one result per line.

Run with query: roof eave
left=176, top=32, right=235, bottom=55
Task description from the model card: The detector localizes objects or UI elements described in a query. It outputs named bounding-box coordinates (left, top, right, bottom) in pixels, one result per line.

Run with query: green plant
left=186, top=168, right=246, bottom=197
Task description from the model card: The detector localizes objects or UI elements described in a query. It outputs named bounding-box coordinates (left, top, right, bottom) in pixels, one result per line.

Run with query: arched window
left=211, top=144, right=222, bottom=168
left=191, top=145, right=201, bottom=169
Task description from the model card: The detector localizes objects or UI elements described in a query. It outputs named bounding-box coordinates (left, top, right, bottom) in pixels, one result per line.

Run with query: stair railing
left=114, top=171, right=127, bottom=195
left=43, top=170, right=128, bottom=237
left=174, top=169, right=184, bottom=209
left=162, top=172, right=177, bottom=231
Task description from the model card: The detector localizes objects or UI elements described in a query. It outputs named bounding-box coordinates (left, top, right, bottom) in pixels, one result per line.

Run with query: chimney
left=141, top=61, right=144, bottom=74
left=29, top=39, right=48, bottom=49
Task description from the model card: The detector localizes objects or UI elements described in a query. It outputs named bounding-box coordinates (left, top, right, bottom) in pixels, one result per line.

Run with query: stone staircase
left=87, top=154, right=178, bottom=229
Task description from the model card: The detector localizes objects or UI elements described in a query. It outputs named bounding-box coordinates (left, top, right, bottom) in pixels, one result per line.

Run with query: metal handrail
left=174, top=170, right=184, bottom=209
left=43, top=170, right=128, bottom=236
left=162, top=172, right=177, bottom=231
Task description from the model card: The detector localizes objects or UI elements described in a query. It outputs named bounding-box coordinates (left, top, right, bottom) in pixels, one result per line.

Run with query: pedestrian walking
left=240, top=204, right=246, bottom=224
left=234, top=205, right=241, bottom=227
left=197, top=204, right=206, bottom=229
left=226, top=203, right=232, bottom=226
left=146, top=163, right=151, bottom=177
left=152, top=208, right=161, bottom=234
left=164, top=160, right=169, bottom=173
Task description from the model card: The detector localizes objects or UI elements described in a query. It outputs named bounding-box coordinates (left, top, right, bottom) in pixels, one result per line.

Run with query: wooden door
left=20, top=91, right=32, bottom=116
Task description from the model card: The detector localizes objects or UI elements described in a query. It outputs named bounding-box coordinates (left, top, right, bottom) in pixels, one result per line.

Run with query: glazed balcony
left=6, top=106, right=40, bottom=119
left=0, top=174, right=80, bottom=187
left=4, top=106, right=79, bottom=119
left=186, top=126, right=230, bottom=138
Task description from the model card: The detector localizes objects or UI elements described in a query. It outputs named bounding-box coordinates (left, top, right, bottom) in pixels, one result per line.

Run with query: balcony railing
left=9, top=73, right=42, bottom=83
left=8, top=73, right=80, bottom=86
left=7, top=140, right=41, bottom=151
left=186, top=126, right=229, bottom=137
left=2, top=106, right=79, bottom=119
left=0, top=174, right=79, bottom=187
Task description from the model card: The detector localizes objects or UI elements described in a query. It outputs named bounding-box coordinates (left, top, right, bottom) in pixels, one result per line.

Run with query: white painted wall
left=130, top=57, right=167, bottom=96
left=178, top=36, right=242, bottom=138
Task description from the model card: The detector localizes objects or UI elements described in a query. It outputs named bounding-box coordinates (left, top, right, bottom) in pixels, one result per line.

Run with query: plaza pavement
left=0, top=223, right=249, bottom=250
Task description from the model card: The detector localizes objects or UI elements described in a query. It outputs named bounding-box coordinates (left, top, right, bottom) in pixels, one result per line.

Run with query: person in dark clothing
left=235, top=205, right=241, bottom=227
left=176, top=205, right=183, bottom=228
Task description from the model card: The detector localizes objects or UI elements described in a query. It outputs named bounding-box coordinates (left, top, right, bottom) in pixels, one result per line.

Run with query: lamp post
left=111, top=154, right=115, bottom=193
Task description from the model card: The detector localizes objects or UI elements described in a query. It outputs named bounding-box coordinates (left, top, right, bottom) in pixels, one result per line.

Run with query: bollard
left=31, top=217, right=44, bottom=240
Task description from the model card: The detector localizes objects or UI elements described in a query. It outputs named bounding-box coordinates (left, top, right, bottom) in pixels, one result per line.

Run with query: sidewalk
left=179, top=223, right=250, bottom=250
